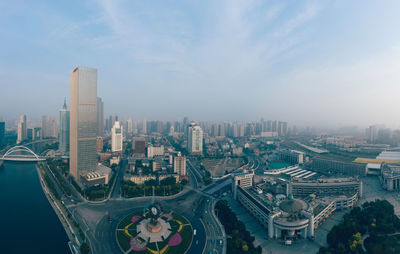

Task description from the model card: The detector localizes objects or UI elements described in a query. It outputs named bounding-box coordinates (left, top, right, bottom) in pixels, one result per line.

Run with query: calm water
left=0, top=162, right=70, bottom=254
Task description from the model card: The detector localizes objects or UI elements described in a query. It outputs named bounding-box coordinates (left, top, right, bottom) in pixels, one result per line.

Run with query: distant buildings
left=188, top=121, right=203, bottom=155
left=366, top=125, right=378, bottom=143
left=59, top=99, right=70, bottom=153
left=97, top=97, right=104, bottom=137
left=70, top=66, right=98, bottom=182
left=174, top=152, right=186, bottom=176
left=17, top=114, right=27, bottom=144
left=141, top=119, right=147, bottom=134
left=41, top=115, right=58, bottom=138
left=0, top=121, right=5, bottom=147
left=111, top=121, right=123, bottom=152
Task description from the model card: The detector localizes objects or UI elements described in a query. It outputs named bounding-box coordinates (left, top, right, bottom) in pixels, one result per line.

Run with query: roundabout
left=116, top=203, right=193, bottom=254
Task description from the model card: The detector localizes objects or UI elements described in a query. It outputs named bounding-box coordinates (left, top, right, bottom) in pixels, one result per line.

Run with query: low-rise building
left=279, top=149, right=304, bottom=164
left=380, top=163, right=400, bottom=191
left=311, top=157, right=367, bottom=176
left=80, top=163, right=112, bottom=187
left=290, top=177, right=362, bottom=198
left=232, top=171, right=359, bottom=240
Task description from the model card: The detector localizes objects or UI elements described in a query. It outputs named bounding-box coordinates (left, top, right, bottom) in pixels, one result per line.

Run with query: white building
left=17, top=114, right=27, bottom=144
left=188, top=121, right=203, bottom=155
left=147, top=145, right=164, bottom=158
left=111, top=121, right=123, bottom=152
left=174, top=152, right=186, bottom=176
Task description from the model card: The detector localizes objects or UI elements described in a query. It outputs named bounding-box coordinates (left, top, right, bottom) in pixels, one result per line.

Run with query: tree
left=80, top=242, right=90, bottom=254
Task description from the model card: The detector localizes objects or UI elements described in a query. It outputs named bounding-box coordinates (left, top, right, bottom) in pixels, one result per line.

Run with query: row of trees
left=122, top=176, right=184, bottom=198
left=215, top=200, right=262, bottom=254
left=319, top=200, right=400, bottom=254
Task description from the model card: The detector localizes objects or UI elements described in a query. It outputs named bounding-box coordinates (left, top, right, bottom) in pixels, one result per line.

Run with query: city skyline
left=1, top=1, right=400, bottom=127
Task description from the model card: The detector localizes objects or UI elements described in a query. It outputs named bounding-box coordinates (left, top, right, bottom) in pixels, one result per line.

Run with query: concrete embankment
left=36, top=164, right=80, bottom=254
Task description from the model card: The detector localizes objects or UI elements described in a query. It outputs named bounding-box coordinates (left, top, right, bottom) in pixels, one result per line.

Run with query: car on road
left=196, top=240, right=199, bottom=245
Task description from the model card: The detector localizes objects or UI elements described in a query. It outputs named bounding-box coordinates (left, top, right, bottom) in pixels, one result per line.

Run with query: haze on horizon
left=1, top=0, right=400, bottom=128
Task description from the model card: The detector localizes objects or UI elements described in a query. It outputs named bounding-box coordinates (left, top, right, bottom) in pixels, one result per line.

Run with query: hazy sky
left=1, top=0, right=400, bottom=127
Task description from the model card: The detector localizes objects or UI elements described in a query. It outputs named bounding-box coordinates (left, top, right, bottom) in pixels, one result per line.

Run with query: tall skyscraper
left=0, top=121, right=5, bottom=147
left=70, top=66, right=98, bottom=182
left=97, top=97, right=104, bottom=136
left=111, top=121, right=123, bottom=152
left=59, top=99, right=70, bottom=153
left=17, top=114, right=27, bottom=144
left=188, top=121, right=203, bottom=155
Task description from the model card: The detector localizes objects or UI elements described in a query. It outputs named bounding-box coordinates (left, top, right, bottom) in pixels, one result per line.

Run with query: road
left=110, top=159, right=127, bottom=199
left=70, top=190, right=208, bottom=254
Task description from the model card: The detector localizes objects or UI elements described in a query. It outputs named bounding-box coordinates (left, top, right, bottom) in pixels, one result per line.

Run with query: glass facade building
left=70, top=66, right=98, bottom=181
left=59, top=99, right=70, bottom=153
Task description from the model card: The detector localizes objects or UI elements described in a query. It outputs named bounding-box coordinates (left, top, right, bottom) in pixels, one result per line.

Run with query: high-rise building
left=0, top=122, right=5, bottom=147
left=132, top=137, right=146, bottom=154
left=59, top=99, right=70, bottom=153
left=188, top=121, right=203, bottom=155
left=111, top=121, right=123, bottom=152
left=97, top=97, right=104, bottom=136
left=17, top=114, right=27, bottom=144
left=174, top=152, right=186, bottom=176
left=41, top=115, right=48, bottom=138
left=141, top=119, right=147, bottom=134
left=70, top=66, right=98, bottom=182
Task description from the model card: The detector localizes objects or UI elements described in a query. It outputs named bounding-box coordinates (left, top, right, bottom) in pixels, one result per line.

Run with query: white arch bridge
left=0, top=146, right=45, bottom=162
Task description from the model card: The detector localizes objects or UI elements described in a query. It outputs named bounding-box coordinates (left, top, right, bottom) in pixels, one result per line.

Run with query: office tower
left=70, top=66, right=98, bottom=182
left=59, top=99, right=70, bottom=153
left=188, top=121, right=203, bottom=155
left=174, top=152, right=186, bottom=176
left=97, top=97, right=104, bottom=136
left=17, top=114, right=27, bottom=144
left=111, top=121, right=123, bottom=152
left=0, top=121, right=5, bottom=147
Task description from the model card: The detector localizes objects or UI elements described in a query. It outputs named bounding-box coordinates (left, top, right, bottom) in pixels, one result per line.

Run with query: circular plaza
left=116, top=205, right=193, bottom=254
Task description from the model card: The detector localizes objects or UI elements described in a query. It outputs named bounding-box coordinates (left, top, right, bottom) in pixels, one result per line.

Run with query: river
left=0, top=162, right=70, bottom=253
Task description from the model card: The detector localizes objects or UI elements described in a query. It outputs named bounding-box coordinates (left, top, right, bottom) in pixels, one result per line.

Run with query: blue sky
left=1, top=0, right=400, bottom=127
